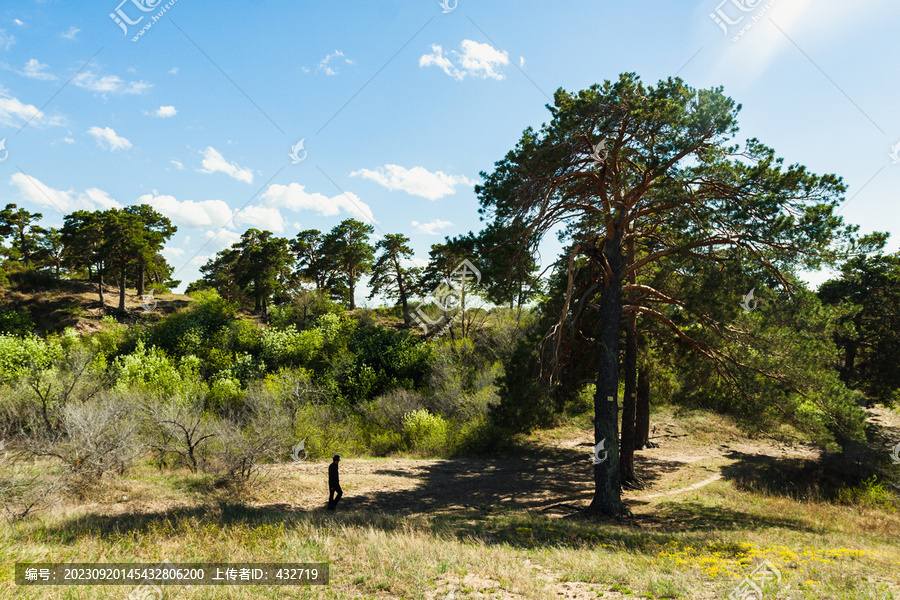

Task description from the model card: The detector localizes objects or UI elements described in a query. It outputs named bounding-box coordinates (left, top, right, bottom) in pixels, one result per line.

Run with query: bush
left=402, top=409, right=449, bottom=455
left=0, top=307, right=34, bottom=336
left=113, top=341, right=203, bottom=397
left=0, top=334, right=59, bottom=386
left=260, top=326, right=324, bottom=370
left=26, top=392, right=142, bottom=485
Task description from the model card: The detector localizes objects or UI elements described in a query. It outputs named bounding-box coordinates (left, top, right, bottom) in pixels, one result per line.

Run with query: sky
left=0, top=0, right=897, bottom=302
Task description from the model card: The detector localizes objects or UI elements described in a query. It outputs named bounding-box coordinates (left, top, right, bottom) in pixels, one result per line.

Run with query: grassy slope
left=0, top=271, right=191, bottom=335
left=2, top=406, right=898, bottom=599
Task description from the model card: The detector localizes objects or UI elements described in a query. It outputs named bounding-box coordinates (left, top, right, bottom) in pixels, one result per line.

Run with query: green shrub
left=0, top=334, right=59, bottom=386
left=402, top=409, right=449, bottom=455
left=260, top=326, right=324, bottom=370
left=0, top=307, right=34, bottom=336
left=112, top=341, right=203, bottom=397
left=836, top=475, right=898, bottom=511
left=369, top=431, right=404, bottom=456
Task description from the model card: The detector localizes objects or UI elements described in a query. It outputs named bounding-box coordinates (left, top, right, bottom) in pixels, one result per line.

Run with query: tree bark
left=620, top=231, right=638, bottom=487
left=349, top=271, right=356, bottom=310
left=118, top=268, right=127, bottom=312
left=635, top=366, right=652, bottom=449
left=137, top=263, right=145, bottom=297
left=97, top=262, right=105, bottom=306
left=620, top=305, right=638, bottom=486
left=586, top=229, right=625, bottom=518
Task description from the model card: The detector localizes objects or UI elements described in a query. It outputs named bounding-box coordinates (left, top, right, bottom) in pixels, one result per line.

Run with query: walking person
left=327, top=455, right=342, bottom=510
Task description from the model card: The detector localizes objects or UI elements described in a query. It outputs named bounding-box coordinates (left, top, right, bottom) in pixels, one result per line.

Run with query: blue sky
left=0, top=0, right=897, bottom=301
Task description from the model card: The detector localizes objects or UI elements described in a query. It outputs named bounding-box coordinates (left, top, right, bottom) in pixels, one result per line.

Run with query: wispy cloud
left=197, top=147, right=254, bottom=184
left=20, top=59, right=57, bottom=81
left=0, top=29, right=14, bottom=50
left=317, top=50, right=353, bottom=76
left=61, top=26, right=80, bottom=40
left=420, top=39, right=510, bottom=81
left=73, top=70, right=152, bottom=95
left=8, top=174, right=122, bottom=213
left=0, top=88, right=63, bottom=127
left=350, top=164, right=474, bottom=200
left=87, top=126, right=132, bottom=151
left=411, top=219, right=453, bottom=235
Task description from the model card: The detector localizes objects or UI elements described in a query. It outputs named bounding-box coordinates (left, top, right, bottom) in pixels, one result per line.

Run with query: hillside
left=0, top=271, right=191, bottom=335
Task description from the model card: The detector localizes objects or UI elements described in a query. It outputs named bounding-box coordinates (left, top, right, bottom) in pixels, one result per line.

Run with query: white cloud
left=196, top=146, right=254, bottom=184
left=519, top=56, right=525, bottom=68
left=169, top=159, right=184, bottom=170
left=0, top=29, right=14, bottom=49
left=8, top=174, right=122, bottom=213
left=168, top=67, right=178, bottom=75
left=350, top=164, right=474, bottom=201
left=21, top=59, right=56, bottom=80
left=261, top=182, right=375, bottom=223
left=234, top=205, right=285, bottom=233
left=73, top=70, right=152, bottom=95
left=87, top=126, right=132, bottom=151
left=62, top=137, right=75, bottom=144
left=317, top=50, right=352, bottom=75
left=0, top=89, right=62, bottom=127
left=136, top=193, right=234, bottom=229
left=61, top=26, right=80, bottom=40
left=419, top=39, right=510, bottom=81
left=13, top=19, right=24, bottom=27
left=200, top=228, right=242, bottom=252
left=411, top=219, right=453, bottom=235
left=155, top=105, right=177, bottom=117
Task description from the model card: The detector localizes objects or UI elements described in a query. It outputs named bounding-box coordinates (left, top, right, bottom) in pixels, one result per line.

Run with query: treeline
left=0, top=203, right=178, bottom=311
left=186, top=217, right=541, bottom=327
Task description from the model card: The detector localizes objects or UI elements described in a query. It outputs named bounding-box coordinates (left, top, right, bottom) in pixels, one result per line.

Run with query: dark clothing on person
left=328, top=461, right=342, bottom=510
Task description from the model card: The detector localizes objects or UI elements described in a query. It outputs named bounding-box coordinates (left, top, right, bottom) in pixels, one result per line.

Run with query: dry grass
left=1, top=407, right=899, bottom=599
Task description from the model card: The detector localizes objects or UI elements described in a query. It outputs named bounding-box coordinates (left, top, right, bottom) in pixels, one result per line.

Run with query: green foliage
left=260, top=326, right=325, bottom=370
left=0, top=307, right=33, bottom=336
left=836, top=475, right=898, bottom=512
left=402, top=409, right=450, bottom=454
left=113, top=340, right=203, bottom=397
left=338, top=325, right=434, bottom=403
left=0, top=334, right=59, bottom=386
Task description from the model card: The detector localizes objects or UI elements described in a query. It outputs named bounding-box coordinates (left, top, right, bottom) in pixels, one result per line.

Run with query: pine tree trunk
left=635, top=366, right=651, bottom=449
left=620, top=309, right=638, bottom=486
left=349, top=272, right=356, bottom=310
left=586, top=231, right=625, bottom=519
left=118, top=268, right=126, bottom=312
left=137, top=263, right=145, bottom=297
left=98, top=263, right=105, bottom=306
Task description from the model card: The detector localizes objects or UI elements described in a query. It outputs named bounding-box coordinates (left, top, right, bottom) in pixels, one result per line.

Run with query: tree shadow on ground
left=30, top=441, right=840, bottom=550
left=720, top=447, right=886, bottom=502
